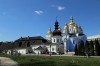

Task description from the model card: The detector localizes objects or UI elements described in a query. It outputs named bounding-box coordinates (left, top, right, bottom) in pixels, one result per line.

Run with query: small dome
left=58, top=26, right=62, bottom=31
left=47, top=27, right=52, bottom=34
left=64, top=23, right=69, bottom=30
left=69, top=16, right=75, bottom=27
left=73, top=24, right=78, bottom=29
left=47, top=31, right=52, bottom=34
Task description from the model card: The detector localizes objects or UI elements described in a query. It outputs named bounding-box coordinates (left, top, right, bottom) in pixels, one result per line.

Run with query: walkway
left=0, top=57, right=19, bottom=66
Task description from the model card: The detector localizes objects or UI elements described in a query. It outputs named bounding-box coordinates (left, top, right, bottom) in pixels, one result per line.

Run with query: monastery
left=2, top=16, right=87, bottom=55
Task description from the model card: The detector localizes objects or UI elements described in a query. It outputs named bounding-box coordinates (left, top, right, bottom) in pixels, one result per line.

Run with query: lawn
left=0, top=54, right=100, bottom=66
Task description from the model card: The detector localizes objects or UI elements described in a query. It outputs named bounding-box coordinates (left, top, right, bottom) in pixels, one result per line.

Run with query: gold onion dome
left=47, top=27, right=52, bottom=34
left=58, top=26, right=62, bottom=31
left=73, top=24, right=78, bottom=29
left=64, top=23, right=69, bottom=30
left=69, top=22, right=75, bottom=26
left=69, top=16, right=75, bottom=27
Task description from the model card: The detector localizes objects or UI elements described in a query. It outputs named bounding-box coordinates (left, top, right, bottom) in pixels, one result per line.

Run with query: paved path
left=0, top=57, right=19, bottom=66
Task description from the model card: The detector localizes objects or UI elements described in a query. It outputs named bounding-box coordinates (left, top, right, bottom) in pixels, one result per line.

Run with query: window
left=54, top=39, right=55, bottom=42
left=19, top=42, right=22, bottom=47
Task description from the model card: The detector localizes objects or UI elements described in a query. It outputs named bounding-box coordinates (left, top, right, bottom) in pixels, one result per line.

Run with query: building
left=4, top=36, right=63, bottom=55
left=1, top=16, right=87, bottom=55
left=87, top=34, right=100, bottom=41
left=46, top=16, right=87, bottom=53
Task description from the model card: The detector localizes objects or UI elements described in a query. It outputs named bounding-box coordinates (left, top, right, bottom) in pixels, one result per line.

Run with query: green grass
left=0, top=54, right=100, bottom=66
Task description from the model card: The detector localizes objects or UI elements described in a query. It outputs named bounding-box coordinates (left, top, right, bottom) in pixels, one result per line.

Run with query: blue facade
left=63, top=35, right=87, bottom=52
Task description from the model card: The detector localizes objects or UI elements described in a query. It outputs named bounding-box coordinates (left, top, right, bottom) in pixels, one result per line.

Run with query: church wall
left=67, top=38, right=75, bottom=52
left=46, top=34, right=52, bottom=41
left=52, top=36, right=62, bottom=43
left=66, top=35, right=87, bottom=52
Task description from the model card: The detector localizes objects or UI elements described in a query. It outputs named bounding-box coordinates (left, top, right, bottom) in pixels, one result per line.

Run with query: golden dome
left=73, top=24, right=78, bottom=29
left=64, top=23, right=69, bottom=30
left=58, top=26, right=62, bottom=31
left=47, top=31, right=52, bottom=34
left=69, top=16, right=75, bottom=27
left=47, top=27, right=52, bottom=34
left=69, top=22, right=75, bottom=26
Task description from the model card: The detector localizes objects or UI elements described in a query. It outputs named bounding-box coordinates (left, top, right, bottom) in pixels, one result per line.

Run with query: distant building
left=87, top=34, right=100, bottom=41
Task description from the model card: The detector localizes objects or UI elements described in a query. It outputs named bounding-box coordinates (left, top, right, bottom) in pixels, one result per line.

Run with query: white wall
left=7, top=50, right=11, bottom=54
left=52, top=36, right=62, bottom=43
left=46, top=34, right=52, bottom=41
left=46, top=45, right=57, bottom=53
left=31, top=44, right=47, bottom=54
left=17, top=49, right=26, bottom=54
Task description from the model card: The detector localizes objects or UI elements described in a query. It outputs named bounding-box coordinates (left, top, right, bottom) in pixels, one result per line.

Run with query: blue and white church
left=46, top=16, right=87, bottom=53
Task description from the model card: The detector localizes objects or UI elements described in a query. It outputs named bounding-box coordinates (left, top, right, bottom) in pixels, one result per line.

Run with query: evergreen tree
left=75, top=44, right=78, bottom=55
left=95, top=39, right=100, bottom=56
left=85, top=40, right=90, bottom=55
left=78, top=40, right=85, bottom=56
left=89, top=40, right=94, bottom=56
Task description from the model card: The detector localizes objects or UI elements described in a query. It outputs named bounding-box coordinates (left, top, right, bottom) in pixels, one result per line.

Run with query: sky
left=0, top=0, right=100, bottom=42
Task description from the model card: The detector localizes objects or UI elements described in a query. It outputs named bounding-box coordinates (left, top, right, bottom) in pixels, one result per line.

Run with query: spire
left=55, top=16, right=59, bottom=30
left=70, top=16, right=73, bottom=22
left=56, top=16, right=57, bottom=21
left=48, top=26, right=51, bottom=31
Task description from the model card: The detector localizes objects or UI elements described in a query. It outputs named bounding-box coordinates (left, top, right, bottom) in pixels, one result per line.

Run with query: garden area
left=0, top=54, right=100, bottom=66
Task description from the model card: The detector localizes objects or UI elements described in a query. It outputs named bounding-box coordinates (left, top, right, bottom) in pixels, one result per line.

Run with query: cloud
left=35, top=11, right=43, bottom=15
left=58, top=6, right=65, bottom=10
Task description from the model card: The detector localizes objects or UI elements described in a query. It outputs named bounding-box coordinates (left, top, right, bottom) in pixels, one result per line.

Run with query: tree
left=85, top=40, right=90, bottom=55
left=74, top=44, right=78, bottom=55
left=89, top=40, right=94, bottom=56
left=95, top=39, right=100, bottom=56
left=78, top=40, right=85, bottom=56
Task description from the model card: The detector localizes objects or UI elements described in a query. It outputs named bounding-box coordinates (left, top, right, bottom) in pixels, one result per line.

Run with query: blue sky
left=0, top=0, right=100, bottom=41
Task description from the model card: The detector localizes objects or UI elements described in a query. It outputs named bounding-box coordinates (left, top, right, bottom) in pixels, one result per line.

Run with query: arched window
left=19, top=42, right=22, bottom=47
left=54, top=39, right=55, bottom=42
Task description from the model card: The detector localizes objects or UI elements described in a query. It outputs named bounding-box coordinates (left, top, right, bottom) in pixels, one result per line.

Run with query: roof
left=35, top=46, right=44, bottom=50
left=15, top=36, right=46, bottom=41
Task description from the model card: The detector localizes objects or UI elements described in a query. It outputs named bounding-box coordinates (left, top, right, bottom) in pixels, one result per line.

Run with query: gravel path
left=0, top=57, right=19, bottom=66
